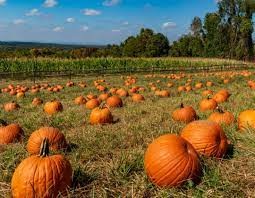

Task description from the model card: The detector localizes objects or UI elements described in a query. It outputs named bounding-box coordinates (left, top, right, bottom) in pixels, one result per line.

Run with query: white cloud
left=81, top=25, right=89, bottom=32
left=66, top=17, right=75, bottom=23
left=103, top=0, right=121, bottom=6
left=82, top=9, right=101, bottom=16
left=0, top=0, right=6, bottom=6
left=53, top=26, right=63, bottom=32
left=13, top=19, right=26, bottom=25
left=162, top=21, right=176, bottom=30
left=43, top=0, right=58, bottom=8
left=123, top=21, right=129, bottom=25
left=112, top=29, right=121, bottom=33
left=26, top=9, right=40, bottom=16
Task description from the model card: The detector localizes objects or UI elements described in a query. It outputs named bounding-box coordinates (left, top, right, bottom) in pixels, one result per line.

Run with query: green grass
left=0, top=71, right=255, bottom=197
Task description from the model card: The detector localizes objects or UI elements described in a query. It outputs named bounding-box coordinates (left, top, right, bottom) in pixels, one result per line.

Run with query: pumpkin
left=238, top=110, right=255, bottom=130
left=180, top=120, right=228, bottom=158
left=0, top=120, right=23, bottom=144
left=206, top=81, right=213, bottom=87
left=195, top=82, right=203, bottom=89
left=90, top=105, right=113, bottom=125
left=27, top=127, right=68, bottom=155
left=208, top=107, right=235, bottom=125
left=172, top=103, right=197, bottom=123
left=74, top=96, right=87, bottom=105
left=16, top=92, right=25, bottom=98
left=144, top=134, right=201, bottom=187
left=98, top=93, right=110, bottom=101
left=32, top=97, right=43, bottom=106
left=44, top=100, right=63, bottom=115
left=212, top=93, right=228, bottom=103
left=4, top=101, right=20, bottom=112
left=106, top=96, right=123, bottom=108
left=85, top=99, right=100, bottom=110
left=116, top=88, right=129, bottom=97
left=199, top=97, right=217, bottom=112
left=132, top=94, right=145, bottom=102
left=11, top=138, right=72, bottom=198
left=86, top=93, right=97, bottom=100
left=202, top=90, right=213, bottom=97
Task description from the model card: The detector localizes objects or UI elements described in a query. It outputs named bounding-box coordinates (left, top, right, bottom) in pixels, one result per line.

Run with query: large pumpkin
left=44, top=100, right=63, bottom=115
left=0, top=120, right=23, bottom=144
left=180, top=120, right=228, bottom=158
left=27, top=127, right=68, bottom=155
left=144, top=134, right=201, bottom=187
left=11, top=139, right=72, bottom=198
left=238, top=110, right=255, bottom=130
left=199, top=97, right=217, bottom=112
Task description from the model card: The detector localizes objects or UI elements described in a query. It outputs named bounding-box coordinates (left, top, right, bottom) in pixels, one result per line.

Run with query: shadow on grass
left=66, top=142, right=79, bottom=152
left=224, top=143, right=234, bottom=159
left=72, top=167, right=97, bottom=189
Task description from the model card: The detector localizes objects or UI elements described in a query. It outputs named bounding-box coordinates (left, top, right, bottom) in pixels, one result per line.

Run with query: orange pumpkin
left=199, top=97, right=217, bottom=112
left=132, top=94, right=145, bottom=102
left=180, top=120, right=229, bottom=158
left=0, top=120, right=23, bottom=144
left=4, top=101, right=20, bottom=112
left=32, top=98, right=43, bottom=106
left=27, top=127, right=68, bottom=155
left=208, top=108, right=235, bottom=125
left=74, top=96, right=87, bottom=105
left=90, top=105, right=113, bottom=125
left=44, top=100, right=63, bottom=115
left=144, top=134, right=201, bottom=187
left=98, top=93, right=110, bottom=101
left=172, top=104, right=197, bottom=123
left=238, top=110, right=255, bottom=130
left=116, top=88, right=129, bottom=97
left=85, top=99, right=100, bottom=110
left=11, top=139, right=72, bottom=198
left=106, top=96, right=123, bottom=108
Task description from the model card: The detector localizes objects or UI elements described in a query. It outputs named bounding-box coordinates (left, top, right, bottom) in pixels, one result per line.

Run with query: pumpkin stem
left=0, top=119, right=7, bottom=126
left=216, top=106, right=224, bottom=114
left=39, top=138, right=50, bottom=157
left=207, top=95, right=211, bottom=100
left=180, top=103, right=184, bottom=108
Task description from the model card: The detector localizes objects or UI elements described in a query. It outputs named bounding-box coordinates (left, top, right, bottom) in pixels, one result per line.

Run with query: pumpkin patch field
left=0, top=70, right=255, bottom=197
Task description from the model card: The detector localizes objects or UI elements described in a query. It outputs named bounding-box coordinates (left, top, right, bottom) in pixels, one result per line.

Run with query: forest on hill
left=0, top=0, right=254, bottom=61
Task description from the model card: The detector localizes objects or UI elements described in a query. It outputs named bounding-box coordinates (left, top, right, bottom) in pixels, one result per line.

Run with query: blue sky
left=0, top=0, right=219, bottom=44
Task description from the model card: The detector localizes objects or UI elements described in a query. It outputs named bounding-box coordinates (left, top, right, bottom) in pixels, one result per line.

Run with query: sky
left=0, top=0, right=219, bottom=45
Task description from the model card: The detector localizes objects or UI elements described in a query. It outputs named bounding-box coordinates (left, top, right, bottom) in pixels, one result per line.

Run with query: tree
left=190, top=17, right=203, bottom=38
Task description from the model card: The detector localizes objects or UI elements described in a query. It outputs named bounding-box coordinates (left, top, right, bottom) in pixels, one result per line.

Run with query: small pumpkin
left=32, top=98, right=43, bottom=106
left=208, top=107, right=235, bottom=125
left=85, top=99, right=100, bottom=110
left=172, top=103, right=197, bottom=123
left=106, top=96, right=123, bottom=108
left=90, top=104, right=113, bottom=125
left=180, top=120, right=229, bottom=158
left=132, top=94, right=145, bottom=102
left=116, top=88, right=129, bottom=97
left=0, top=120, right=23, bottom=144
left=4, top=101, right=20, bottom=112
left=144, top=134, right=201, bottom=187
left=98, top=93, right=110, bottom=101
left=27, top=127, right=68, bottom=155
left=11, top=138, right=72, bottom=197
left=74, top=96, right=87, bottom=105
left=238, top=110, right=255, bottom=130
left=44, top=99, right=63, bottom=115
left=199, top=96, right=217, bottom=112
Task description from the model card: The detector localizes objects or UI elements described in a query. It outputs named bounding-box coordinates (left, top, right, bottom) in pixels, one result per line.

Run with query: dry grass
left=0, top=71, right=255, bottom=198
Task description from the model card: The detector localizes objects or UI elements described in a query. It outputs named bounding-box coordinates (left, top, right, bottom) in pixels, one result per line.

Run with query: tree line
left=0, top=0, right=254, bottom=60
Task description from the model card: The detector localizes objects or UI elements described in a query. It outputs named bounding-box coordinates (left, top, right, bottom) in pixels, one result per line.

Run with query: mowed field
left=0, top=70, right=255, bottom=197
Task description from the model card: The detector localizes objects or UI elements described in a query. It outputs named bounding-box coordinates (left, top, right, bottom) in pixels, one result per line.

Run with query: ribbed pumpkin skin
left=180, top=120, right=228, bottom=158
left=0, top=124, right=23, bottom=144
left=74, top=96, right=86, bottom=105
left=90, top=107, right=113, bottom=125
left=132, top=94, right=145, bottom=102
left=11, top=155, right=72, bottom=198
left=172, top=106, right=197, bottom=123
left=144, top=134, right=202, bottom=187
left=106, top=96, right=123, bottom=108
left=213, top=93, right=227, bottom=103
left=4, top=102, right=20, bottom=112
left=27, top=127, right=68, bottom=155
left=44, top=101, right=63, bottom=115
left=238, top=110, right=255, bottom=130
left=208, top=112, right=235, bottom=125
left=199, top=98, right=217, bottom=112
